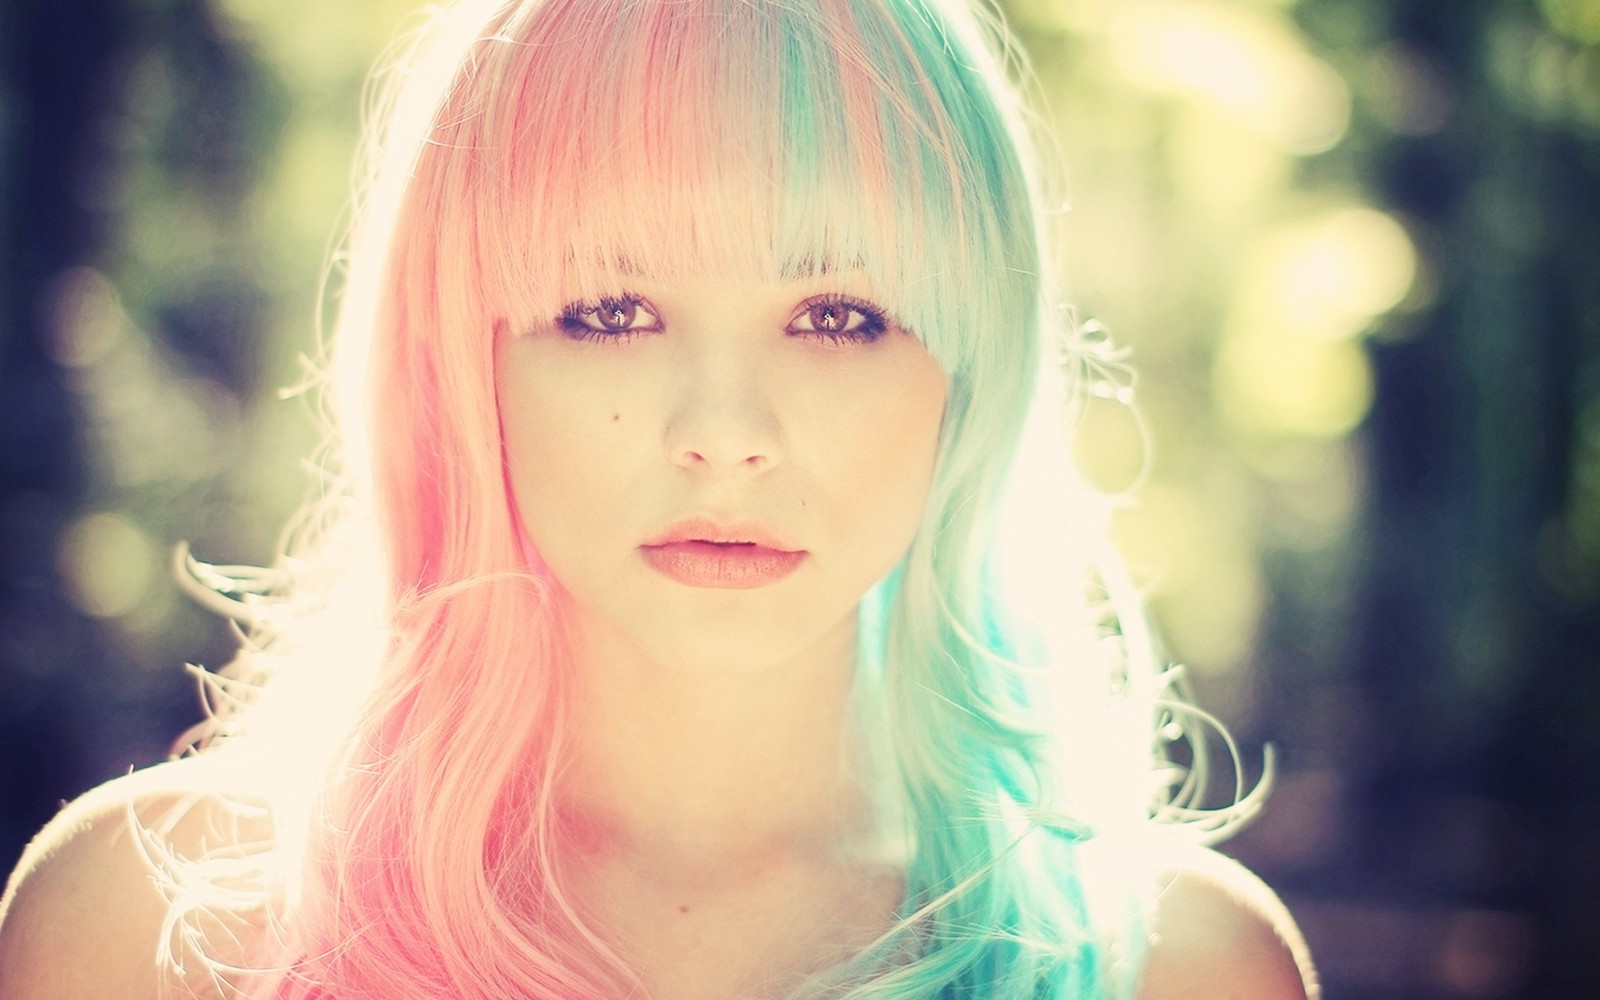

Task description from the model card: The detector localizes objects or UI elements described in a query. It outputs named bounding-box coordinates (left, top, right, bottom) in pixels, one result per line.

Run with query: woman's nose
left=662, top=350, right=783, bottom=474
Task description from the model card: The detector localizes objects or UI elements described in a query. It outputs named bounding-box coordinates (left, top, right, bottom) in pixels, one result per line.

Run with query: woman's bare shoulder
left=0, top=757, right=276, bottom=1000
left=1134, top=840, right=1320, bottom=1000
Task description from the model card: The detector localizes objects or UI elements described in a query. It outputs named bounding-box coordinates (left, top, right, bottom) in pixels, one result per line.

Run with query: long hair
left=152, top=1, right=1258, bottom=997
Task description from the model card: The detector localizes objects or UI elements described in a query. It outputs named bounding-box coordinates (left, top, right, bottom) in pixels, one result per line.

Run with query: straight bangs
left=435, top=0, right=1042, bottom=386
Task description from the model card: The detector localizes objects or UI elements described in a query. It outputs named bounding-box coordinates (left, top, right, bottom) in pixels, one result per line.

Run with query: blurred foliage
left=1005, top=0, right=1401, bottom=699
left=39, top=0, right=416, bottom=669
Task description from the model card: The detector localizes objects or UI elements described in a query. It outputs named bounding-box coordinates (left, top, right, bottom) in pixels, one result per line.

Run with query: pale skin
left=0, top=276, right=1320, bottom=999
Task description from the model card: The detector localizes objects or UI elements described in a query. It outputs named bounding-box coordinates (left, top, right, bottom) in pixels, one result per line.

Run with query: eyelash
left=552, top=293, right=895, bottom=345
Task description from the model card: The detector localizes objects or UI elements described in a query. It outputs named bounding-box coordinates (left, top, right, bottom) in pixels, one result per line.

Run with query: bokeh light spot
left=1073, top=393, right=1150, bottom=496
left=1114, top=486, right=1263, bottom=673
left=41, top=267, right=125, bottom=369
left=1366, top=44, right=1455, bottom=136
left=1279, top=208, right=1418, bottom=334
left=1434, top=910, right=1535, bottom=997
left=1108, top=0, right=1350, bottom=153
left=1539, top=0, right=1600, bottom=45
left=58, top=513, right=160, bottom=620
left=1215, top=328, right=1375, bottom=439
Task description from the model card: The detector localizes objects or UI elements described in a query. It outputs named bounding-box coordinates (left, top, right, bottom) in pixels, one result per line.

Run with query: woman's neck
left=555, top=604, right=878, bottom=872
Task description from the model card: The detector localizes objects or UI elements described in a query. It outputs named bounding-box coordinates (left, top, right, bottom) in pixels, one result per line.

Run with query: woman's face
left=495, top=273, right=947, bottom=673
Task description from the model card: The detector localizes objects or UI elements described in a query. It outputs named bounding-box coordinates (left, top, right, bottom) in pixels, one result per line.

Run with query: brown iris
left=808, top=302, right=851, bottom=332
left=598, top=299, right=637, bottom=331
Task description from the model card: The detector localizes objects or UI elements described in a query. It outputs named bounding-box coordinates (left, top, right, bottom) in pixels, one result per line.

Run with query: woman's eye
left=787, top=295, right=892, bottom=343
left=555, top=294, right=662, bottom=341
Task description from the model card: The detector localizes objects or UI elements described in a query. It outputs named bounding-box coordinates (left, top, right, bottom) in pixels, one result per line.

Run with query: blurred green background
left=2, top=0, right=1597, bottom=996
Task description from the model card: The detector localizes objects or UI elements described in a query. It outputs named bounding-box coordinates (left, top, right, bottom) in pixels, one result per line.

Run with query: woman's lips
left=639, top=540, right=807, bottom=589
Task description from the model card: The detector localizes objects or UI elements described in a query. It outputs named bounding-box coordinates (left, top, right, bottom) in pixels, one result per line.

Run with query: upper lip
left=642, top=517, right=802, bottom=552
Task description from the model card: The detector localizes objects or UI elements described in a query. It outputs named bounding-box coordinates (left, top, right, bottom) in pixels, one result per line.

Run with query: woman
left=0, top=0, right=1317, bottom=997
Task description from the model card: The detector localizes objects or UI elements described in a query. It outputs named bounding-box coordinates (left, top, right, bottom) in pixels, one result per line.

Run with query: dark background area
left=3, top=1, right=1597, bottom=997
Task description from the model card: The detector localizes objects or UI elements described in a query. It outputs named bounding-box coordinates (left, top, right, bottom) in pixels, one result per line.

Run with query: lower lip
left=639, top=541, right=807, bottom=589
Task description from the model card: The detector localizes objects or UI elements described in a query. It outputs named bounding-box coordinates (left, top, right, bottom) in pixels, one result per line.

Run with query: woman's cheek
left=816, top=358, right=945, bottom=526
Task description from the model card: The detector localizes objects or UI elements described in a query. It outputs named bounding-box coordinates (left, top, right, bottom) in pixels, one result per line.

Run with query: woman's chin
left=566, top=599, right=858, bottom=681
